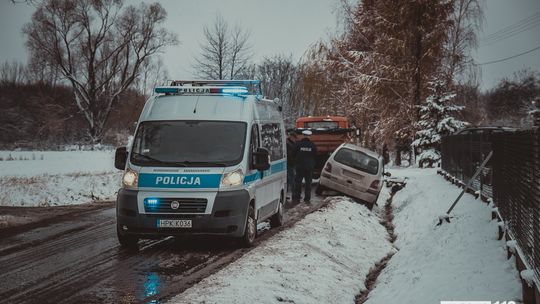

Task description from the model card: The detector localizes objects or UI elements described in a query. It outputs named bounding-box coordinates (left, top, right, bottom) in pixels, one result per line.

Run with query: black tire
left=240, top=205, right=257, bottom=248
left=270, top=192, right=284, bottom=228
left=315, top=184, right=326, bottom=196
left=117, top=225, right=139, bottom=249
left=366, top=201, right=375, bottom=211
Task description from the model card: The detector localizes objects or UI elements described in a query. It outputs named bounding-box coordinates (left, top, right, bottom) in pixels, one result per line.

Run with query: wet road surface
left=0, top=192, right=324, bottom=304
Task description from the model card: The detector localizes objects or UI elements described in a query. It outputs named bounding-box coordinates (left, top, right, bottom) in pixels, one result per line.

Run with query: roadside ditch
left=356, top=180, right=406, bottom=304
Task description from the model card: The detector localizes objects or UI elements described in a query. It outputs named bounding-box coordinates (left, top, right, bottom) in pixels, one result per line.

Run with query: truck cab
left=289, top=116, right=355, bottom=178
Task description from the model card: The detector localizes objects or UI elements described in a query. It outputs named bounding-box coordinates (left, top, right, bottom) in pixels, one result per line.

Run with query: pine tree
left=412, top=80, right=468, bottom=167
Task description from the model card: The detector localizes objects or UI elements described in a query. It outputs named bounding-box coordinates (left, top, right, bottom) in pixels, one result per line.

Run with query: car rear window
left=334, top=148, right=379, bottom=175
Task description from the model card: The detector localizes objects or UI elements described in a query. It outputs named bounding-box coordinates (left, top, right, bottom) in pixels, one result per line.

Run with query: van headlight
left=220, top=169, right=244, bottom=188
left=122, top=169, right=138, bottom=188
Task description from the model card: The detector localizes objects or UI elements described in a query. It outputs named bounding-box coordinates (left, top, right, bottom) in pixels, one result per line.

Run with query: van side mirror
left=115, top=147, right=128, bottom=170
left=253, top=147, right=270, bottom=171
left=383, top=171, right=391, bottom=177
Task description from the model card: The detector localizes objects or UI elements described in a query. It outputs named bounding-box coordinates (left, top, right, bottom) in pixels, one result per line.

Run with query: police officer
left=286, top=131, right=296, bottom=193
left=292, top=130, right=317, bottom=203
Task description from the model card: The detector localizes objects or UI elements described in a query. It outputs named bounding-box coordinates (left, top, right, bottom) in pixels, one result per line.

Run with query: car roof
left=339, top=143, right=380, bottom=159
left=296, top=116, right=348, bottom=123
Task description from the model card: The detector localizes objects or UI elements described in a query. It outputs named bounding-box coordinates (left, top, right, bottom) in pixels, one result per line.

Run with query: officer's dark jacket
left=286, top=138, right=296, bottom=166
left=293, top=138, right=317, bottom=168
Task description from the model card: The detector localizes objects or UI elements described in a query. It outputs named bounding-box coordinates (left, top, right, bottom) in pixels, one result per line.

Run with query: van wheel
left=117, top=225, right=139, bottom=249
left=315, top=184, right=326, bottom=195
left=270, top=192, right=284, bottom=228
left=240, top=205, right=257, bottom=247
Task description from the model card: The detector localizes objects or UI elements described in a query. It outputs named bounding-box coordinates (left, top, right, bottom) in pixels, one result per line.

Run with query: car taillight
left=370, top=180, right=380, bottom=189
left=324, top=162, right=332, bottom=173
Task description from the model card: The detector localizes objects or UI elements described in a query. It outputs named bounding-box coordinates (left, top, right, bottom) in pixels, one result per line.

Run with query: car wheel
left=270, top=192, right=284, bottom=228
left=117, top=225, right=139, bottom=249
left=315, top=184, right=326, bottom=195
left=240, top=205, right=257, bottom=247
left=366, top=201, right=375, bottom=210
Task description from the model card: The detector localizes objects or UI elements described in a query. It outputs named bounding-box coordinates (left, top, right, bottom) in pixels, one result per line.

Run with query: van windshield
left=334, top=148, right=379, bottom=175
left=131, top=121, right=247, bottom=167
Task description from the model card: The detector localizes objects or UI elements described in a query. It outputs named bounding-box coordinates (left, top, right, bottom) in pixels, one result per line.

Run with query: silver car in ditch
left=316, top=143, right=386, bottom=209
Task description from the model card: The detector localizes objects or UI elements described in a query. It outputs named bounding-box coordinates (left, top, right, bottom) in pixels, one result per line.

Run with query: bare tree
left=134, top=57, right=169, bottom=98
left=229, top=25, right=252, bottom=79
left=24, top=0, right=178, bottom=143
left=443, top=0, right=484, bottom=85
left=255, top=55, right=299, bottom=125
left=193, top=14, right=252, bottom=80
left=10, top=0, right=40, bottom=5
left=0, top=61, right=28, bottom=85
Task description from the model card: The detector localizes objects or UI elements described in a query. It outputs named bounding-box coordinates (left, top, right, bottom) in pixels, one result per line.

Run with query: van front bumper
left=116, top=189, right=250, bottom=238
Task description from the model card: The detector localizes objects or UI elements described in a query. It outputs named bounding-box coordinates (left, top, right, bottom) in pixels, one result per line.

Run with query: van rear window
left=334, top=148, right=378, bottom=175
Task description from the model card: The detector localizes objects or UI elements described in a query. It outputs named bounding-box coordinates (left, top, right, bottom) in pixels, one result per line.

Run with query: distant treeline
left=0, top=67, right=538, bottom=150
left=0, top=82, right=145, bottom=149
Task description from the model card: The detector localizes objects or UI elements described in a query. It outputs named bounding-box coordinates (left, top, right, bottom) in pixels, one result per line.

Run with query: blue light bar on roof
left=154, top=86, right=249, bottom=96
left=222, top=87, right=248, bottom=94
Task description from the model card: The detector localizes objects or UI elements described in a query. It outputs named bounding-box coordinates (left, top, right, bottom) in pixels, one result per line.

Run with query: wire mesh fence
left=441, top=130, right=496, bottom=200
left=441, top=128, right=540, bottom=283
left=492, top=129, right=540, bottom=283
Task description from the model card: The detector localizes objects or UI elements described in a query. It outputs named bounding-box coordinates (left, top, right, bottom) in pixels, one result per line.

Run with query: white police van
left=114, top=80, right=287, bottom=248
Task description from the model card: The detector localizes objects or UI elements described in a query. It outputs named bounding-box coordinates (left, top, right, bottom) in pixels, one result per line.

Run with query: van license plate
left=158, top=219, right=192, bottom=228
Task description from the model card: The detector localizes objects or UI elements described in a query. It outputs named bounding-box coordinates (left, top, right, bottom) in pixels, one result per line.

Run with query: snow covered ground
left=0, top=150, right=120, bottom=207
left=0, top=150, right=116, bottom=176
left=366, top=168, right=522, bottom=303
left=169, top=196, right=395, bottom=304
left=168, top=167, right=521, bottom=303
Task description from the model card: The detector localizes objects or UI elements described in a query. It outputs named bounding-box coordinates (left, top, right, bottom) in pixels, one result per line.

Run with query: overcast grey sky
left=1, top=0, right=539, bottom=91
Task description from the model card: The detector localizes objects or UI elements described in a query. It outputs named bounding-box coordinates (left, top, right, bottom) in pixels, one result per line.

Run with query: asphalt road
left=0, top=191, right=324, bottom=304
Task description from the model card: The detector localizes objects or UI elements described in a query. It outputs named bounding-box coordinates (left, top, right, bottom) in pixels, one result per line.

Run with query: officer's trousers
left=293, top=166, right=313, bottom=201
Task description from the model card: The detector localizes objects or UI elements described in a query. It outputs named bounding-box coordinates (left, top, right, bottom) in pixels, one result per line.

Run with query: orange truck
left=288, top=116, right=357, bottom=178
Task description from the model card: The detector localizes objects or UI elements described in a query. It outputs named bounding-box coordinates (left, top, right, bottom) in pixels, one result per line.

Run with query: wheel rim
left=278, top=201, right=283, bottom=221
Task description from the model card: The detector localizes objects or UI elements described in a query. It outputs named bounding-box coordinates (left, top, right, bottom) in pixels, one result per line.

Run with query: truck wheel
left=240, top=205, right=257, bottom=247
left=270, top=192, right=284, bottom=228
left=117, top=225, right=139, bottom=249
left=315, top=184, right=326, bottom=195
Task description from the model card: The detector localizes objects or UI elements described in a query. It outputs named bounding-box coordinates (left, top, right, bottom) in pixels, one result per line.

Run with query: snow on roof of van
left=141, top=94, right=251, bottom=122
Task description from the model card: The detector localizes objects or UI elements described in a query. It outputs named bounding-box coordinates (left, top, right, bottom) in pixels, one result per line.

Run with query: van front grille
left=144, top=198, right=207, bottom=213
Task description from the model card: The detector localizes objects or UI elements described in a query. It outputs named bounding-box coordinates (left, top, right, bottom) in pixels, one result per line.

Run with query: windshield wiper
left=132, top=153, right=228, bottom=167
left=174, top=161, right=227, bottom=167
left=132, top=152, right=171, bottom=164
